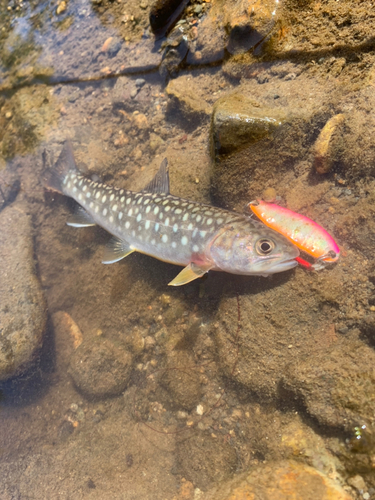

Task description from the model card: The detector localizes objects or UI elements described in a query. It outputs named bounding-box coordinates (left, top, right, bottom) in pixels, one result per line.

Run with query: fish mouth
left=268, top=258, right=299, bottom=273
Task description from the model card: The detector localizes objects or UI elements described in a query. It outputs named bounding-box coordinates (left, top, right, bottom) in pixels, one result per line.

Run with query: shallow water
left=1, top=0, right=375, bottom=499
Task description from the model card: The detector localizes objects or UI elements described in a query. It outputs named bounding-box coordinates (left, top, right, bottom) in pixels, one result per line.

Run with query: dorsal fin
left=142, top=158, right=170, bottom=194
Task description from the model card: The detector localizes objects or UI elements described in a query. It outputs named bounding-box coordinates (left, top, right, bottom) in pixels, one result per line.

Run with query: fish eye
left=256, top=239, right=275, bottom=255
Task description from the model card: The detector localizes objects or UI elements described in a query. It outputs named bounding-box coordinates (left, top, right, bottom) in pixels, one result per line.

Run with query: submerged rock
left=281, top=340, right=375, bottom=431
left=159, top=350, right=202, bottom=411
left=211, top=92, right=286, bottom=157
left=166, top=74, right=212, bottom=125
left=69, top=337, right=133, bottom=400
left=177, top=431, right=238, bottom=489
left=0, top=205, right=47, bottom=381
left=314, top=114, right=345, bottom=174
left=202, top=460, right=352, bottom=500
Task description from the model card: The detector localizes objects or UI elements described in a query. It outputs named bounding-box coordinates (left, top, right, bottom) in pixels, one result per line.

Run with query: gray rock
left=0, top=205, right=46, bottom=381
left=186, top=15, right=226, bottom=65
left=69, top=337, right=133, bottom=400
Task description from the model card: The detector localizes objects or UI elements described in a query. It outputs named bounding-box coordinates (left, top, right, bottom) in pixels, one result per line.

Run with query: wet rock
left=211, top=268, right=351, bottom=403
left=177, top=431, right=238, bottom=489
left=202, top=460, right=353, bottom=500
left=314, top=114, right=345, bottom=174
left=159, top=26, right=190, bottom=80
left=186, top=14, right=226, bottom=65
left=69, top=337, right=133, bottom=400
left=166, top=74, right=212, bottom=125
left=0, top=205, right=47, bottom=381
left=210, top=92, right=315, bottom=207
left=159, top=351, right=202, bottom=411
left=211, top=92, right=286, bottom=157
left=0, top=169, right=20, bottom=210
left=281, top=340, right=375, bottom=431
left=225, top=0, right=277, bottom=55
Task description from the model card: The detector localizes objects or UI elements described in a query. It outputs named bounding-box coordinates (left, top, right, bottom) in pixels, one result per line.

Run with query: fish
left=249, top=199, right=340, bottom=270
left=45, top=141, right=299, bottom=286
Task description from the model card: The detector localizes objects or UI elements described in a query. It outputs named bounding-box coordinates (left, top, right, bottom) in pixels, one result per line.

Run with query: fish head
left=208, top=220, right=299, bottom=276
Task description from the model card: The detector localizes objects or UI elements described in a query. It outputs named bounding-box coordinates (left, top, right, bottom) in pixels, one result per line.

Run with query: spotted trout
left=45, top=141, right=299, bottom=286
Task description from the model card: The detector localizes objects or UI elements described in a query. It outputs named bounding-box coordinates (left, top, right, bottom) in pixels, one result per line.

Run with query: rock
left=314, top=114, right=345, bottom=174
left=202, top=460, right=353, bottom=500
left=0, top=169, right=20, bottom=210
left=0, top=205, right=47, bottom=381
left=159, top=351, right=202, bottom=411
left=281, top=340, right=375, bottom=431
left=177, top=431, right=238, bottom=489
left=69, top=337, right=133, bottom=400
left=149, top=132, right=165, bottom=152
left=166, top=75, right=212, bottom=125
left=225, top=0, right=277, bottom=54
left=186, top=14, right=226, bottom=65
left=347, top=475, right=367, bottom=493
left=211, top=92, right=286, bottom=157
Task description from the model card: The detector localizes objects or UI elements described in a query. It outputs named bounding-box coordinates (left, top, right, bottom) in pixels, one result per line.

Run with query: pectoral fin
left=102, top=237, right=135, bottom=264
left=67, top=207, right=96, bottom=227
left=168, top=263, right=213, bottom=286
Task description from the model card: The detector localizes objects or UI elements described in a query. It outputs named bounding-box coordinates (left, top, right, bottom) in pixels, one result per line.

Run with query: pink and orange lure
left=249, top=200, right=340, bottom=269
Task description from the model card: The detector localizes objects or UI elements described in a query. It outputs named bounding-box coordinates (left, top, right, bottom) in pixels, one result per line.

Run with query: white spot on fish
left=126, top=198, right=131, bottom=205
left=159, top=212, right=163, bottom=220
left=125, top=221, right=130, bottom=229
left=79, top=179, right=83, bottom=186
left=154, top=207, right=159, bottom=215
left=103, top=208, right=108, bottom=216
left=175, top=208, right=182, bottom=214
left=151, top=238, right=156, bottom=245
left=173, top=223, right=178, bottom=233
left=82, top=185, right=87, bottom=192
left=112, top=204, right=117, bottom=211
left=144, top=198, right=150, bottom=205
left=128, top=209, right=133, bottom=217
left=110, top=194, right=115, bottom=201
left=109, top=215, right=114, bottom=223
left=136, top=213, right=142, bottom=222
left=121, top=196, right=125, bottom=203
left=165, top=217, right=170, bottom=226
left=155, top=223, right=159, bottom=231
left=172, top=242, right=177, bottom=248
left=192, top=228, right=198, bottom=238
left=162, top=234, right=168, bottom=243
left=67, top=182, right=71, bottom=189
left=145, top=220, right=150, bottom=230
left=207, top=218, right=213, bottom=225
left=137, top=197, right=143, bottom=205
left=188, top=223, right=193, bottom=230
left=118, top=212, right=123, bottom=220
left=78, top=193, right=83, bottom=201
left=72, top=186, right=77, bottom=193
left=90, top=202, right=94, bottom=209
left=217, top=218, right=223, bottom=225
left=181, top=236, right=188, bottom=246
left=96, top=192, right=100, bottom=199
left=102, top=195, right=107, bottom=203
left=183, top=213, right=189, bottom=222
left=146, top=206, right=151, bottom=214
left=193, top=245, right=199, bottom=252
left=165, top=206, right=171, bottom=212
left=196, top=215, right=201, bottom=223
left=200, top=230, right=207, bottom=237
left=95, top=206, right=99, bottom=213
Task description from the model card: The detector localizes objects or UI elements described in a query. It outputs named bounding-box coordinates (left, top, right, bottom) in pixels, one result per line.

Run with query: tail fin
left=43, top=139, right=78, bottom=194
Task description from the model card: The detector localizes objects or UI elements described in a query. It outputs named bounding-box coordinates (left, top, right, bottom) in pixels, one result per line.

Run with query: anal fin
left=102, top=236, right=135, bottom=264
left=67, top=206, right=96, bottom=227
left=168, top=262, right=213, bottom=286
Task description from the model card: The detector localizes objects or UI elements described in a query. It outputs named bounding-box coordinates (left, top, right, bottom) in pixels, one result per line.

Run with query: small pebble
left=135, top=78, right=146, bottom=87
left=5, top=111, right=12, bottom=119
left=56, top=1, right=67, bottom=14
left=130, top=88, right=138, bottom=98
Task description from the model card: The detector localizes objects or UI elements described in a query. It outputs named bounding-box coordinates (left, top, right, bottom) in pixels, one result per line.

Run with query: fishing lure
left=249, top=200, right=340, bottom=270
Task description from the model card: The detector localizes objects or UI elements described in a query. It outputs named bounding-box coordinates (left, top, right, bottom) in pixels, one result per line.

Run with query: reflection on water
left=1, top=0, right=375, bottom=498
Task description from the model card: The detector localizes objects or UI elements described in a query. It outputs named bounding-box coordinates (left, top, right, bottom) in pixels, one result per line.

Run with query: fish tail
left=43, top=139, right=78, bottom=194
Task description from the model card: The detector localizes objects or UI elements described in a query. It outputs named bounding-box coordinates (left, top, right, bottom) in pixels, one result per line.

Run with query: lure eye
left=256, top=239, right=275, bottom=255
